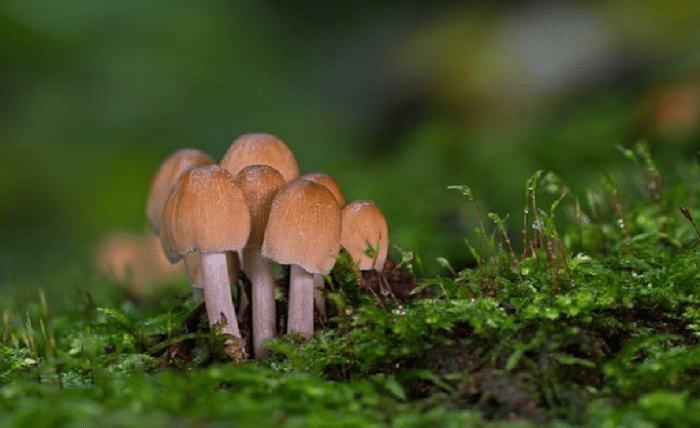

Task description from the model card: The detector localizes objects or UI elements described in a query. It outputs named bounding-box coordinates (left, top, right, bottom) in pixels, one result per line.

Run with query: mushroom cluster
left=146, top=133, right=389, bottom=359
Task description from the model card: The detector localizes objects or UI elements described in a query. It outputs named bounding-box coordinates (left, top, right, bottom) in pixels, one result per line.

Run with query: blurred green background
left=2, top=0, right=700, bottom=304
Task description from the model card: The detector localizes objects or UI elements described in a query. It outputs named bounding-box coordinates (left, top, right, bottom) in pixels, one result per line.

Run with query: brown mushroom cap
left=300, top=172, right=345, bottom=206
left=220, top=133, right=299, bottom=182
left=233, top=165, right=286, bottom=249
left=340, top=200, right=389, bottom=271
left=146, top=149, right=214, bottom=235
left=95, top=231, right=182, bottom=294
left=161, top=165, right=251, bottom=262
left=95, top=231, right=141, bottom=283
left=261, top=179, right=341, bottom=274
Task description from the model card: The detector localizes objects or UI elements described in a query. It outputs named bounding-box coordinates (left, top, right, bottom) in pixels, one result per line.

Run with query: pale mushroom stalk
left=231, top=165, right=287, bottom=359
left=244, top=248, right=277, bottom=355
left=228, top=251, right=250, bottom=326
left=201, top=252, right=241, bottom=338
left=184, top=253, right=205, bottom=302
left=289, top=265, right=315, bottom=337
left=313, top=275, right=326, bottom=321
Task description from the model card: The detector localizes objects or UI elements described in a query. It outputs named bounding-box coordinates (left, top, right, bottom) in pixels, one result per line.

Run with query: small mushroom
left=300, top=172, right=346, bottom=320
left=233, top=165, right=286, bottom=359
left=146, top=148, right=215, bottom=301
left=95, top=231, right=181, bottom=298
left=146, top=148, right=215, bottom=234
left=220, top=133, right=299, bottom=182
left=261, top=179, right=341, bottom=338
left=301, top=172, right=345, bottom=206
left=95, top=231, right=142, bottom=285
left=340, top=200, right=389, bottom=271
left=162, top=165, right=251, bottom=355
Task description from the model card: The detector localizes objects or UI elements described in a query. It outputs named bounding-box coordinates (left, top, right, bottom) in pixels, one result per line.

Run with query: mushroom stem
left=288, top=264, right=315, bottom=338
left=201, top=252, right=241, bottom=339
left=244, top=248, right=277, bottom=359
left=184, top=254, right=205, bottom=302
left=313, top=274, right=326, bottom=321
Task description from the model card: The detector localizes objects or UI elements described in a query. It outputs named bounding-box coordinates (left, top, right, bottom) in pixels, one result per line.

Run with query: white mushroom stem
left=184, top=254, right=205, bottom=302
left=201, top=252, right=241, bottom=339
left=313, top=274, right=326, bottom=321
left=244, top=248, right=277, bottom=359
left=288, top=264, right=315, bottom=338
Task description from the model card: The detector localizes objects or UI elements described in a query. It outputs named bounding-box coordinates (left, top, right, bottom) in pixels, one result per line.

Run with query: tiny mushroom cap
left=233, top=165, right=286, bottom=249
left=262, top=179, right=341, bottom=275
left=340, top=200, right=389, bottom=271
left=146, top=148, right=214, bottom=235
left=301, top=172, right=345, bottom=206
left=95, top=231, right=181, bottom=296
left=161, top=165, right=251, bottom=262
left=220, top=133, right=299, bottom=182
left=95, top=231, right=140, bottom=283
left=146, top=231, right=182, bottom=280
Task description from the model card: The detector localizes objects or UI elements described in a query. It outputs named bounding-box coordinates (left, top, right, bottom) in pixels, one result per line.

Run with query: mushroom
left=233, top=165, right=286, bottom=359
left=95, top=231, right=181, bottom=298
left=299, top=172, right=346, bottom=320
left=146, top=148, right=215, bottom=234
left=340, top=200, right=389, bottom=271
left=301, top=172, right=345, bottom=206
left=261, top=179, right=341, bottom=338
left=95, top=231, right=142, bottom=285
left=220, top=134, right=299, bottom=275
left=220, top=133, right=299, bottom=182
left=146, top=148, right=215, bottom=301
left=161, top=165, right=251, bottom=356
